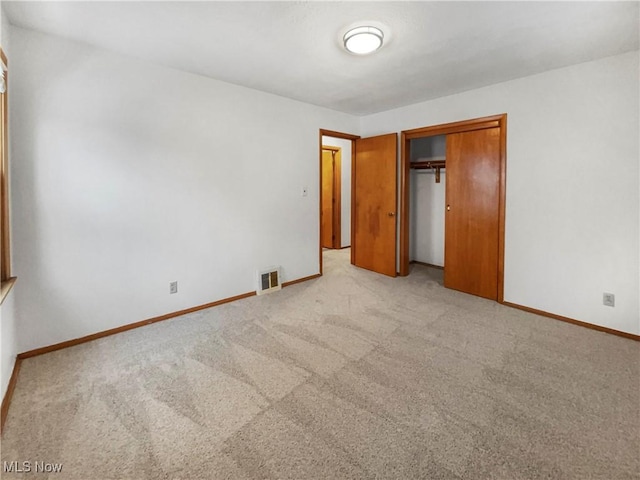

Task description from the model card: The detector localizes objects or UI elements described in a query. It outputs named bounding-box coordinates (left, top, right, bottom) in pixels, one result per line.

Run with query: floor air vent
left=257, top=266, right=282, bottom=295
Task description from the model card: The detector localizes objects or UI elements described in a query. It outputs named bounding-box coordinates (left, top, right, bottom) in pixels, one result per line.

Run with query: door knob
left=447, top=205, right=451, bottom=211
left=388, top=212, right=395, bottom=217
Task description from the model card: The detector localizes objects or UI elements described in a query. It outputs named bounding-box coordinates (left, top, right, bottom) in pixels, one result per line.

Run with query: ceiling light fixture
left=343, top=26, right=384, bottom=55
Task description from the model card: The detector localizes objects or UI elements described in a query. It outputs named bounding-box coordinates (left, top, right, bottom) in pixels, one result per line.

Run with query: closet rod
left=410, top=160, right=446, bottom=170
left=411, top=160, right=445, bottom=183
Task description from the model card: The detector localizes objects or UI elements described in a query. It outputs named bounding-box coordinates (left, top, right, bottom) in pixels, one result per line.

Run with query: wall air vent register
left=256, top=266, right=282, bottom=295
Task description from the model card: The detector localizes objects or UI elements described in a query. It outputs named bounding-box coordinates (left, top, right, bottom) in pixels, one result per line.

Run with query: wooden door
left=353, top=133, right=398, bottom=277
left=445, top=127, right=500, bottom=299
left=321, top=149, right=334, bottom=249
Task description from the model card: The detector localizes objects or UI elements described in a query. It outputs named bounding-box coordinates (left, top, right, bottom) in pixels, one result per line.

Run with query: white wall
left=10, top=26, right=359, bottom=353
left=0, top=5, right=18, bottom=402
left=410, top=136, right=446, bottom=266
left=361, top=51, right=640, bottom=335
left=322, top=135, right=352, bottom=247
left=1, top=290, right=17, bottom=398
left=410, top=171, right=445, bottom=266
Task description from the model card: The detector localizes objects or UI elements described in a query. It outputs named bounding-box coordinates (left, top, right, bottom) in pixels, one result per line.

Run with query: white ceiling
left=4, top=1, right=639, bottom=115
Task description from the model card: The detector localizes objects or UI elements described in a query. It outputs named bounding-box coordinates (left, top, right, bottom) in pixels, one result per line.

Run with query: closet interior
left=409, top=135, right=446, bottom=269
left=401, top=114, right=505, bottom=301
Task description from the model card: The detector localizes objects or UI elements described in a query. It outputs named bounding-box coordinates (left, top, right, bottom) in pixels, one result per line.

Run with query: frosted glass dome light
left=343, top=26, right=384, bottom=55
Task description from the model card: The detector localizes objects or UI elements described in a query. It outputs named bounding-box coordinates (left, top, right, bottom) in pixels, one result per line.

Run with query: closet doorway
left=399, top=114, right=507, bottom=301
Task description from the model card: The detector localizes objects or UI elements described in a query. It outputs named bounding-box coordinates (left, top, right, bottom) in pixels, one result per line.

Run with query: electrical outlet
left=603, top=292, right=615, bottom=307
left=170, top=281, right=178, bottom=294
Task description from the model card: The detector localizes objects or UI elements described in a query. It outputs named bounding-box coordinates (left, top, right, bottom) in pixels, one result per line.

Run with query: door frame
left=321, top=145, right=342, bottom=249
left=399, top=113, right=507, bottom=301
left=318, top=129, right=360, bottom=275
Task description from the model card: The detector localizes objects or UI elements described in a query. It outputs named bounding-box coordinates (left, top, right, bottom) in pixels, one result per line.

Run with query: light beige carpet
left=2, top=249, right=639, bottom=479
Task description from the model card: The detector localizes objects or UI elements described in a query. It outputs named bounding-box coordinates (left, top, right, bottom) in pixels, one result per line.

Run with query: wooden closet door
left=445, top=127, right=500, bottom=300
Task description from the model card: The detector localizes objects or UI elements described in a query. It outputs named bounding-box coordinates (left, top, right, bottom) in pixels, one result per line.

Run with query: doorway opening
left=318, top=129, right=359, bottom=275
left=399, top=114, right=507, bottom=301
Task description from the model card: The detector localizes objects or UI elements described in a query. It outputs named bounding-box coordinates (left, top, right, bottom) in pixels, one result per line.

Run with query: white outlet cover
left=603, top=292, right=615, bottom=307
